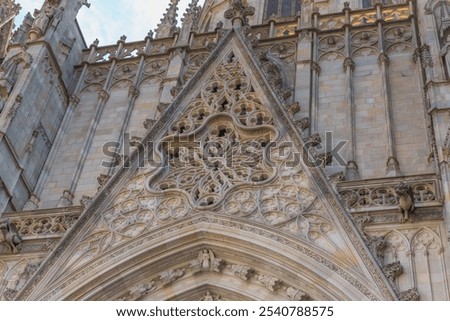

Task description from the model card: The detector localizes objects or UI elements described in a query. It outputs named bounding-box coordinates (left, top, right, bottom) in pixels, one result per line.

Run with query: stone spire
left=178, top=0, right=202, bottom=45
left=0, top=0, right=21, bottom=57
left=182, top=0, right=201, bottom=28
left=155, top=0, right=180, bottom=39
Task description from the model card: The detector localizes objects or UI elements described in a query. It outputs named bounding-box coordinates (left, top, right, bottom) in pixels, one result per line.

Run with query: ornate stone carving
left=12, top=213, right=79, bottom=237
left=295, top=118, right=310, bottom=132
left=377, top=53, right=389, bottom=66
left=230, top=264, right=254, bottom=280
left=382, top=261, right=403, bottom=282
left=3, top=288, right=17, bottom=301
left=130, top=282, right=156, bottom=300
left=339, top=179, right=437, bottom=212
left=394, top=183, right=415, bottom=223
left=143, top=119, right=155, bottom=130
left=157, top=103, right=170, bottom=113
left=328, top=172, right=345, bottom=185
left=399, top=288, right=420, bottom=301
left=305, top=134, right=322, bottom=147
left=129, top=136, right=143, bottom=147
left=0, top=219, right=23, bottom=254
left=224, top=0, right=255, bottom=26
left=201, top=291, right=221, bottom=301
left=257, top=274, right=282, bottom=292
left=155, top=0, right=179, bottom=39
left=284, top=102, right=300, bottom=116
left=97, top=174, right=111, bottom=190
left=28, top=1, right=61, bottom=41
left=159, top=268, right=185, bottom=286
left=317, top=152, right=332, bottom=167
left=191, top=249, right=226, bottom=274
left=286, top=287, right=308, bottom=301
left=80, top=195, right=93, bottom=209
left=368, top=236, right=387, bottom=263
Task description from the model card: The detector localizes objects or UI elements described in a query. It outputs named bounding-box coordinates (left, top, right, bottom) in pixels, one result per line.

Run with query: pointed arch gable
left=17, top=29, right=396, bottom=302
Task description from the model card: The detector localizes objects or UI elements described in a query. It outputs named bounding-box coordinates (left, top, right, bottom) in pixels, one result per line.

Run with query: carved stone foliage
left=286, top=287, right=309, bottom=301
left=257, top=274, right=282, bottom=292
left=399, top=288, right=420, bottom=301
left=230, top=264, right=254, bottom=280
left=382, top=261, right=403, bottom=283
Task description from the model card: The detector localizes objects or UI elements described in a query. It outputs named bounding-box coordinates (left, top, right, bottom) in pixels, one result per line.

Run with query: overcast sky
left=16, top=0, right=191, bottom=45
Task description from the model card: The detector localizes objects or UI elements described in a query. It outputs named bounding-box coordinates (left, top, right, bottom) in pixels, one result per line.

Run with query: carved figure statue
left=199, top=248, right=213, bottom=270
left=395, top=183, right=415, bottom=223
left=33, top=2, right=57, bottom=35
left=0, top=219, right=23, bottom=254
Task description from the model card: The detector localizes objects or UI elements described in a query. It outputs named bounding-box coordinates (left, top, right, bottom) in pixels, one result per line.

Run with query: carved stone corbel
left=382, top=261, right=404, bottom=283
left=295, top=117, right=310, bottom=132
left=230, top=264, right=254, bottom=280
left=257, top=274, right=282, bottom=292
left=286, top=287, right=308, bottom=301
left=399, top=288, right=420, bottom=301
left=57, top=190, right=74, bottom=207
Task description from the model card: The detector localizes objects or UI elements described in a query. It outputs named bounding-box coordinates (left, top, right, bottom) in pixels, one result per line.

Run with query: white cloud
left=16, top=0, right=192, bottom=45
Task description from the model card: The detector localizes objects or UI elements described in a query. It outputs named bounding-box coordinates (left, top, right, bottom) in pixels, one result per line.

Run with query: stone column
left=375, top=2, right=401, bottom=177
left=343, top=4, right=360, bottom=180
left=310, top=9, right=320, bottom=134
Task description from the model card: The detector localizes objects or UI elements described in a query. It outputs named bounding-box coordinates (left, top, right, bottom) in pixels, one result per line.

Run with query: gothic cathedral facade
left=0, top=0, right=449, bottom=301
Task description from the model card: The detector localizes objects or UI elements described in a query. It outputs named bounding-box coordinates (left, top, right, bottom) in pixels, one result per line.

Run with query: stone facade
left=0, top=0, right=449, bottom=301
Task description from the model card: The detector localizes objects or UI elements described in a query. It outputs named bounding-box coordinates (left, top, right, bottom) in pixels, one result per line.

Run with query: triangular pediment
left=17, top=29, right=396, bottom=301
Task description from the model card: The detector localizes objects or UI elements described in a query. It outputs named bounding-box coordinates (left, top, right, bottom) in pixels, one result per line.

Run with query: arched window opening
left=265, top=0, right=301, bottom=20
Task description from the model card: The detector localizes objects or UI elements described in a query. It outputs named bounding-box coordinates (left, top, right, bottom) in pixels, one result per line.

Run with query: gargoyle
left=395, top=183, right=415, bottom=223
left=0, top=219, right=23, bottom=254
